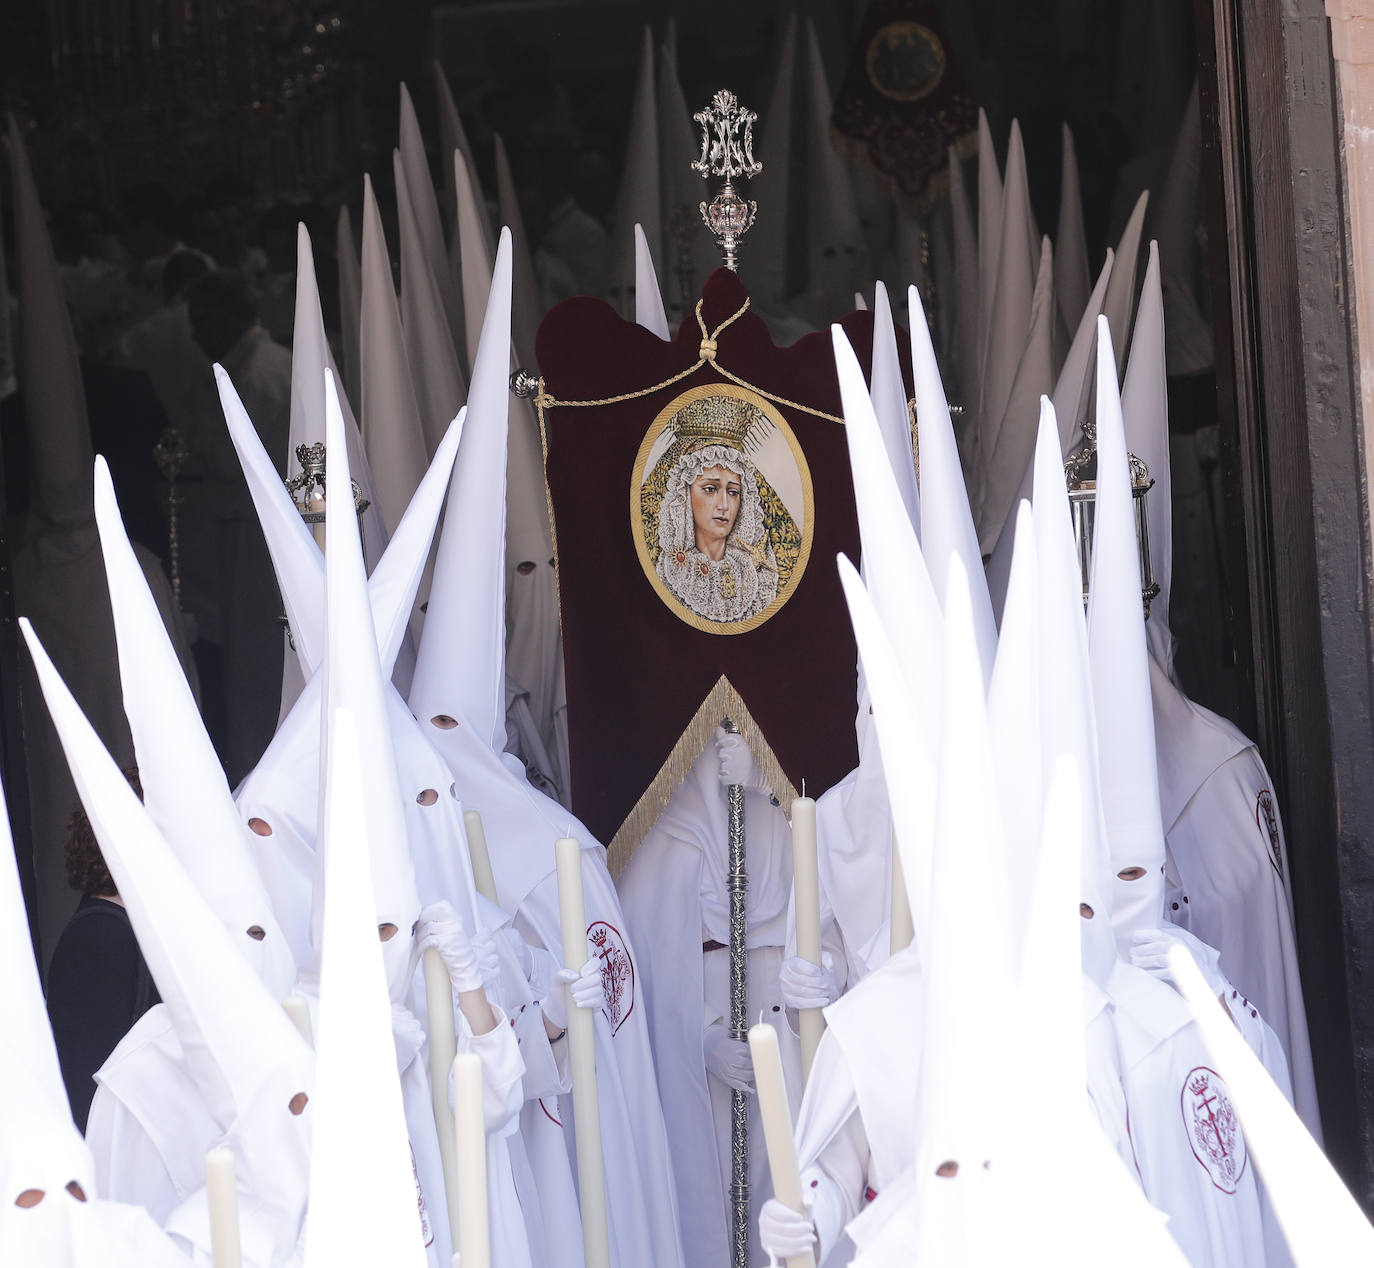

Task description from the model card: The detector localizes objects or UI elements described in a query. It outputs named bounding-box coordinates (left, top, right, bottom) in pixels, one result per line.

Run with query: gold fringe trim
left=607, top=674, right=800, bottom=879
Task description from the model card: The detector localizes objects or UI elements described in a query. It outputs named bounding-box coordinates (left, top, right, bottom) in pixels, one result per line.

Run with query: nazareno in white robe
left=1150, top=655, right=1320, bottom=1139
left=619, top=746, right=844, bottom=1268
left=1107, top=958, right=1288, bottom=1268
left=791, top=950, right=1141, bottom=1265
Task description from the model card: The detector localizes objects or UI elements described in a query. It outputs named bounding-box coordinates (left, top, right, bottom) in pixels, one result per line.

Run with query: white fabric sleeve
left=511, top=998, right=571, bottom=1100
left=804, top=1107, right=869, bottom=1260
left=456, top=1004, right=526, bottom=1134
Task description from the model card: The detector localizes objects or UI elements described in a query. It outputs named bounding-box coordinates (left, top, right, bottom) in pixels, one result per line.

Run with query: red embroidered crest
left=1256, top=790, right=1282, bottom=881
left=587, top=919, right=635, bottom=1035
left=1180, top=1066, right=1247, bottom=1194
left=410, top=1142, right=435, bottom=1247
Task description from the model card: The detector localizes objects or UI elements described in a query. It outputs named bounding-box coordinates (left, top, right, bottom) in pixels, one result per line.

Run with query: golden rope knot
left=699, top=337, right=719, bottom=362
left=535, top=392, right=556, bottom=411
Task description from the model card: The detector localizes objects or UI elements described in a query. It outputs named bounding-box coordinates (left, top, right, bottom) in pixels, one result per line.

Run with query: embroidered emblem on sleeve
left=1181, top=1066, right=1247, bottom=1194
left=588, top=920, right=635, bottom=1035
left=1256, top=790, right=1282, bottom=881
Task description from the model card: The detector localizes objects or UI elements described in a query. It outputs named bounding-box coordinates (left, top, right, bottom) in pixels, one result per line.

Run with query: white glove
left=703, top=1024, right=755, bottom=1092
left=542, top=952, right=605, bottom=1032
left=780, top=952, right=841, bottom=1010
left=715, top=727, right=770, bottom=796
left=1130, top=923, right=1228, bottom=997
left=759, top=1197, right=816, bottom=1261
left=414, top=901, right=484, bottom=994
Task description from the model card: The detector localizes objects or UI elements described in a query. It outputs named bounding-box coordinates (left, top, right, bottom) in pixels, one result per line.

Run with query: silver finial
left=692, top=90, right=762, bottom=272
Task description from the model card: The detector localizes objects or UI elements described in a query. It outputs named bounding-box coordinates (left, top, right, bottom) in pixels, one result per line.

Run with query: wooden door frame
left=1196, top=0, right=1374, bottom=1200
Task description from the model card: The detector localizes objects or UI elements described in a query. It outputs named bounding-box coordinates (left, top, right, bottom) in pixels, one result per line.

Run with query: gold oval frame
left=630, top=383, right=815, bottom=636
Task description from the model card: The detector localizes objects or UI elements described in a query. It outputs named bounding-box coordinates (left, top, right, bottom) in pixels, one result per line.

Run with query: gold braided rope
left=532, top=297, right=847, bottom=425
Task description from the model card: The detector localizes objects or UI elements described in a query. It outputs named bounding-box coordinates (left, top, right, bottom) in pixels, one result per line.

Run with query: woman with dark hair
left=45, top=769, right=158, bottom=1132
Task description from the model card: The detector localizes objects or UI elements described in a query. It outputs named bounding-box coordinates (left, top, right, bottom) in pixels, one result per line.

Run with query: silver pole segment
left=723, top=717, right=750, bottom=1268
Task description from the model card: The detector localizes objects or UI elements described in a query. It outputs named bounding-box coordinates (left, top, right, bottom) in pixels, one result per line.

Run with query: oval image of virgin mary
left=632, top=384, right=813, bottom=634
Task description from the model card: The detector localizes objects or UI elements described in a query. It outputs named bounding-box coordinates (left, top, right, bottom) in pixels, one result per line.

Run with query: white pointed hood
left=1155, top=84, right=1212, bottom=376
left=977, top=233, right=1056, bottom=556
left=397, top=148, right=467, bottom=460
left=801, top=17, right=867, bottom=322
left=947, top=144, right=980, bottom=412
left=987, top=500, right=1042, bottom=958
left=289, top=221, right=386, bottom=571
left=8, top=113, right=91, bottom=530
left=495, top=133, right=543, bottom=370
left=634, top=222, right=671, bottom=339
left=748, top=14, right=798, bottom=307
left=0, top=768, right=96, bottom=1261
left=314, top=371, right=423, bottom=999
left=336, top=204, right=363, bottom=409
left=454, top=149, right=496, bottom=372
left=608, top=27, right=661, bottom=319
left=94, top=458, right=295, bottom=999
left=411, top=230, right=514, bottom=753
left=399, top=81, right=464, bottom=356
left=978, top=121, right=1037, bottom=465
left=1055, top=124, right=1091, bottom=337
left=230, top=400, right=465, bottom=967
left=833, top=327, right=942, bottom=722
left=1030, top=397, right=1116, bottom=988
left=361, top=169, right=431, bottom=540
left=835, top=556, right=934, bottom=949
left=1085, top=319, right=1166, bottom=949
left=832, top=327, right=943, bottom=951
left=909, top=285, right=999, bottom=684
left=220, top=364, right=325, bottom=682
left=870, top=282, right=920, bottom=532
left=1051, top=249, right=1114, bottom=455
left=22, top=619, right=314, bottom=1212
left=1102, top=191, right=1149, bottom=379
left=432, top=59, right=479, bottom=232
left=1121, top=242, right=1173, bottom=670
left=303, top=707, right=429, bottom=1268
left=907, top=557, right=1012, bottom=1251
left=975, top=109, right=1003, bottom=392
left=657, top=38, right=721, bottom=315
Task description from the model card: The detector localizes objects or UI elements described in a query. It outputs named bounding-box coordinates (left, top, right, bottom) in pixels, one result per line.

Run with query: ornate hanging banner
left=534, top=268, right=912, bottom=871
left=831, top=0, right=979, bottom=212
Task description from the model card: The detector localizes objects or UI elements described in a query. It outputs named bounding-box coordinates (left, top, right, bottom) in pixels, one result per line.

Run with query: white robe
left=1107, top=961, right=1274, bottom=1268
left=791, top=952, right=1140, bottom=1265
left=619, top=749, right=843, bottom=1268
left=1151, top=657, right=1319, bottom=1137
left=814, top=717, right=895, bottom=983
left=418, top=725, right=685, bottom=1268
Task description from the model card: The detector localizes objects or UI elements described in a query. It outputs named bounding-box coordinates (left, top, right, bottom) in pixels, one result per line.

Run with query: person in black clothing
left=45, top=769, right=158, bottom=1132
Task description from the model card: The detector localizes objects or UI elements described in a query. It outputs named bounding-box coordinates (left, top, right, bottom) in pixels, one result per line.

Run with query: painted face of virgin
left=689, top=465, right=741, bottom=561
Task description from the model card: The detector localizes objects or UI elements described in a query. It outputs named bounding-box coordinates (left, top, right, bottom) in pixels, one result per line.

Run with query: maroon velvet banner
left=536, top=268, right=914, bottom=855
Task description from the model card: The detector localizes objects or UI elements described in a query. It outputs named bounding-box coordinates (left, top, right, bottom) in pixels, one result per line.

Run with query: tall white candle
left=453, top=1052, right=489, bottom=1268
left=280, top=993, right=314, bottom=1048
left=205, top=1147, right=242, bottom=1268
left=463, top=810, right=499, bottom=904
left=790, top=796, right=824, bottom=1083
left=748, top=1024, right=817, bottom=1268
left=555, top=837, right=610, bottom=1268
left=424, top=948, right=462, bottom=1250
left=890, top=829, right=914, bottom=955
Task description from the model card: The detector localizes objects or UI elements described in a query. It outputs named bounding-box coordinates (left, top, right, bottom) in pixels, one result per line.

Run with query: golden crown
left=667, top=393, right=771, bottom=455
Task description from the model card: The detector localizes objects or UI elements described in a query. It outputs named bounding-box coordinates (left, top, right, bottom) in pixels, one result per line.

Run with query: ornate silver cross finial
left=692, top=89, right=763, bottom=272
